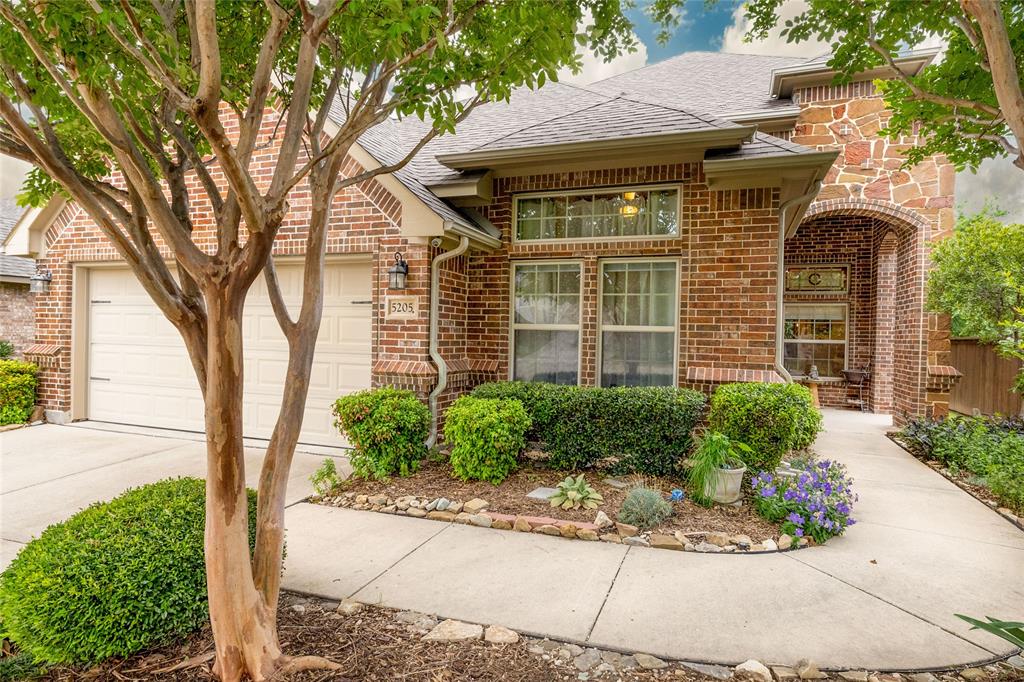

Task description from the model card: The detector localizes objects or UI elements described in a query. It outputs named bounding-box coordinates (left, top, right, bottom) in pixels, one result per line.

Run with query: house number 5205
left=386, top=295, right=418, bottom=319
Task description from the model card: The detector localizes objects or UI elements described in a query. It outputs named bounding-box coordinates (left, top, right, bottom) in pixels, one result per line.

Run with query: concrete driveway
left=0, top=422, right=336, bottom=569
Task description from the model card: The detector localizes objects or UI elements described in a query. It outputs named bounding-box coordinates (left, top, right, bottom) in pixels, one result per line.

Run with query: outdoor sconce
left=29, top=266, right=52, bottom=294
left=388, top=251, right=409, bottom=290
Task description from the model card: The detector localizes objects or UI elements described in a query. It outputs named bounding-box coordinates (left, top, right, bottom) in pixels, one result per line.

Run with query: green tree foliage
left=649, top=0, right=1024, bottom=172
left=928, top=209, right=1024, bottom=393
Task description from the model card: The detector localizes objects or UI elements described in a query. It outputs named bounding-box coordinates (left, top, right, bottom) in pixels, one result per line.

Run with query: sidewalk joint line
left=783, top=552, right=1000, bottom=657
left=853, top=519, right=1024, bottom=550
left=347, top=521, right=451, bottom=599
left=585, top=546, right=631, bottom=642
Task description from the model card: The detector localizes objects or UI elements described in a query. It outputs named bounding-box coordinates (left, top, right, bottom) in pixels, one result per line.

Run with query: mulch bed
left=23, top=593, right=709, bottom=681
left=322, top=458, right=781, bottom=543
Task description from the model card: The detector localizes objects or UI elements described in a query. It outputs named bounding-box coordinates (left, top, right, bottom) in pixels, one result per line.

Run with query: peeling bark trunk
left=203, top=288, right=282, bottom=682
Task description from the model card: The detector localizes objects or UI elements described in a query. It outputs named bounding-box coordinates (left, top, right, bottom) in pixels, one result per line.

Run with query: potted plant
left=687, top=431, right=751, bottom=505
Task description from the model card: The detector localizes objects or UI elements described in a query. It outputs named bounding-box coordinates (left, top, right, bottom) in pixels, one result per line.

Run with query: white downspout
left=426, top=235, right=470, bottom=448
left=775, top=181, right=822, bottom=383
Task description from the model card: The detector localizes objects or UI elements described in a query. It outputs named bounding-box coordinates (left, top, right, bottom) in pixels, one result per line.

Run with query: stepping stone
left=603, top=478, right=629, bottom=489
left=484, top=625, right=519, bottom=644
left=423, top=619, right=483, bottom=642
left=527, top=486, right=558, bottom=501
left=634, top=653, right=667, bottom=670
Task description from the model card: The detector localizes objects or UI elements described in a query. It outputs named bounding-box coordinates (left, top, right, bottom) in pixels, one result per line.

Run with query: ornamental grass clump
left=752, top=460, right=857, bottom=544
left=618, top=486, right=673, bottom=530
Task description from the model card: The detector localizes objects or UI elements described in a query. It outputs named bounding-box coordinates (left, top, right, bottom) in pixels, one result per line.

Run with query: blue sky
left=626, top=1, right=738, bottom=59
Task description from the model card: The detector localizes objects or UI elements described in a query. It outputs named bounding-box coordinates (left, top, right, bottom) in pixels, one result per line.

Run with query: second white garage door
left=87, top=260, right=372, bottom=447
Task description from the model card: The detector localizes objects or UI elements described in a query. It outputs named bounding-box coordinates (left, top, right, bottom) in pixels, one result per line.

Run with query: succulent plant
left=549, top=474, right=604, bottom=510
left=617, top=486, right=673, bottom=529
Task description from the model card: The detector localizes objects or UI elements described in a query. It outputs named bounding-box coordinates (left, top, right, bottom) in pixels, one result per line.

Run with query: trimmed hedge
left=708, top=382, right=822, bottom=472
left=0, top=478, right=257, bottom=665
left=444, top=396, right=531, bottom=484
left=0, top=359, right=37, bottom=425
left=470, top=382, right=706, bottom=475
left=333, top=387, right=430, bottom=479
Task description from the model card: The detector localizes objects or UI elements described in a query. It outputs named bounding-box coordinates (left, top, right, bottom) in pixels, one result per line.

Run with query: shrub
left=310, top=457, right=343, bottom=496
left=549, top=474, right=603, bottom=510
left=752, top=460, right=857, bottom=543
left=895, top=415, right=1024, bottom=513
left=0, top=359, right=38, bottom=425
left=333, top=388, right=430, bottom=480
left=0, top=339, right=13, bottom=359
left=0, top=478, right=257, bottom=665
left=708, top=382, right=822, bottom=472
left=443, top=396, right=531, bottom=484
left=470, top=382, right=706, bottom=475
left=617, top=486, right=673, bottom=529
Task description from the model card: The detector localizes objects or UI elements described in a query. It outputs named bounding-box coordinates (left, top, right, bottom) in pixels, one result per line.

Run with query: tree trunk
left=203, top=288, right=282, bottom=682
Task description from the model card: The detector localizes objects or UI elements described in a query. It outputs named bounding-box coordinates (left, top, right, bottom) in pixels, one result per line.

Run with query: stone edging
left=312, top=492, right=816, bottom=554
left=886, top=433, right=1024, bottom=533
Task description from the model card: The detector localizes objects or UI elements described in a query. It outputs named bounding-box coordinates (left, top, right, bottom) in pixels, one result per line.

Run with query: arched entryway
left=785, top=199, right=939, bottom=419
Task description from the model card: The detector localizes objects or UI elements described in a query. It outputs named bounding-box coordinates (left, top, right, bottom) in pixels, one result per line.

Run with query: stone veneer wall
left=0, top=282, right=34, bottom=355
left=791, top=80, right=958, bottom=419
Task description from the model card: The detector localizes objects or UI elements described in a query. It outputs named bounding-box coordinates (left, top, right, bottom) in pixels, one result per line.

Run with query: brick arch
left=803, top=198, right=930, bottom=237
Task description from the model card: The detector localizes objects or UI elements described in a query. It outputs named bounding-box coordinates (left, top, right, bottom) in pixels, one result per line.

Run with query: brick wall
left=0, top=282, right=34, bottom=355
left=467, top=164, right=783, bottom=392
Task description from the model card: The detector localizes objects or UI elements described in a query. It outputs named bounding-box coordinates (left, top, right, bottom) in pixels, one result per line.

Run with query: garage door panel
left=88, top=261, right=371, bottom=446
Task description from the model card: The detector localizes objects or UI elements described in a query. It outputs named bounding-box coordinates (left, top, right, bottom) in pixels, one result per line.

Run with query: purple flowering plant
left=752, top=459, right=857, bottom=544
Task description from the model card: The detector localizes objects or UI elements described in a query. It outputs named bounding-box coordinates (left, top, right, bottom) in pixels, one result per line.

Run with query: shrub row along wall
left=470, top=382, right=706, bottom=476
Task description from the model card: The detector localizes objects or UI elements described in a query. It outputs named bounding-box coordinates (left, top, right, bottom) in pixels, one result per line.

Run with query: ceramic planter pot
left=704, top=463, right=746, bottom=504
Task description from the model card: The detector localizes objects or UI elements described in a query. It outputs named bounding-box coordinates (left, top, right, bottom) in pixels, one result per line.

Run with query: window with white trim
left=511, top=262, right=581, bottom=385
left=783, top=303, right=848, bottom=378
left=515, top=186, right=679, bottom=241
left=599, top=260, right=677, bottom=387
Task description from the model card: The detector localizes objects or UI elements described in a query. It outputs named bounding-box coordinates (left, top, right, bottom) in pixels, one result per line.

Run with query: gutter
left=425, top=235, right=470, bottom=448
left=774, top=180, right=822, bottom=383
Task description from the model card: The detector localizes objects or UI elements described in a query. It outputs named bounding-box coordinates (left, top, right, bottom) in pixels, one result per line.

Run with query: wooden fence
left=949, top=338, right=1023, bottom=416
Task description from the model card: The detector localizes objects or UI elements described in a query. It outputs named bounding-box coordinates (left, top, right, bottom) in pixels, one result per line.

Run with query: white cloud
left=558, top=13, right=649, bottom=86
left=721, top=0, right=830, bottom=57
left=956, top=156, right=1024, bottom=223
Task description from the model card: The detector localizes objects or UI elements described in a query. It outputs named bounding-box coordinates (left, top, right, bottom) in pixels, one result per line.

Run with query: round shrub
left=708, top=382, right=822, bottom=472
left=0, top=359, right=38, bottom=425
left=333, top=387, right=430, bottom=479
left=443, top=396, right=531, bottom=484
left=0, top=478, right=257, bottom=665
left=617, top=486, right=672, bottom=529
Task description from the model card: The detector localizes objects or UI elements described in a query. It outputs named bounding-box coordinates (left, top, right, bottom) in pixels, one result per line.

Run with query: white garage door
left=87, top=260, right=372, bottom=447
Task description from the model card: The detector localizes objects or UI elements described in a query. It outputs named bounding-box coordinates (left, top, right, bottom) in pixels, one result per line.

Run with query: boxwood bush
left=443, top=396, right=531, bottom=484
left=470, top=382, right=706, bottom=475
left=0, top=359, right=38, bottom=425
left=0, top=478, right=257, bottom=665
left=708, top=382, right=822, bottom=472
left=333, top=387, right=430, bottom=479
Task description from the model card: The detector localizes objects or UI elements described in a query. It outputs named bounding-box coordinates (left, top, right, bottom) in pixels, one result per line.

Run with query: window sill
left=793, top=376, right=846, bottom=384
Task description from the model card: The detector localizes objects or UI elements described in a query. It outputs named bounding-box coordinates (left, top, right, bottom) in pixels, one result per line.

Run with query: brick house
left=4, top=49, right=959, bottom=445
left=0, top=199, right=35, bottom=356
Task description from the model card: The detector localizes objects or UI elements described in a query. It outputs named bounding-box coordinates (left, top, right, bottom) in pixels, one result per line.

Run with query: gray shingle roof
left=333, top=52, right=826, bottom=233
left=590, top=51, right=806, bottom=115
left=0, top=199, right=34, bottom=280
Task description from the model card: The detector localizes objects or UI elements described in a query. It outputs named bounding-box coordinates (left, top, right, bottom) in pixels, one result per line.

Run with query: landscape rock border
left=312, top=492, right=817, bottom=555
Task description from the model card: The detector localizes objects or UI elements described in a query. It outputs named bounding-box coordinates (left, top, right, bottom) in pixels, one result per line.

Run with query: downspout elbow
left=425, top=235, right=470, bottom=449
left=775, top=181, right=822, bottom=383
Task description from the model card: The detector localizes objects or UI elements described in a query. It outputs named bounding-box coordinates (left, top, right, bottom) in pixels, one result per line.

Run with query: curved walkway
left=2, top=411, right=1021, bottom=670
left=279, top=410, right=1024, bottom=671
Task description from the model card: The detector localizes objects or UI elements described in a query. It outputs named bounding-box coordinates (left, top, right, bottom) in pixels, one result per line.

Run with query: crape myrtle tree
left=0, top=1, right=634, bottom=679
left=650, top=0, right=1024, bottom=171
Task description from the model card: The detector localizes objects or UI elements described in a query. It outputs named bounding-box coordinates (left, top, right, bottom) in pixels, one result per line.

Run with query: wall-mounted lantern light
left=388, top=251, right=409, bottom=290
left=29, top=266, right=52, bottom=294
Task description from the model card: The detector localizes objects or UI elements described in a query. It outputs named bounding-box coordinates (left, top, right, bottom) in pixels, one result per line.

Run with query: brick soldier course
left=5, top=49, right=959, bottom=434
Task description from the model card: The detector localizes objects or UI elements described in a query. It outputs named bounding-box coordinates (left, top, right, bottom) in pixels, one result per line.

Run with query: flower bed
left=311, top=460, right=812, bottom=553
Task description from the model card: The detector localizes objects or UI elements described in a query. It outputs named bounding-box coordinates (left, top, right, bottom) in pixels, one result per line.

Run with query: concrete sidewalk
left=281, top=410, right=1024, bottom=671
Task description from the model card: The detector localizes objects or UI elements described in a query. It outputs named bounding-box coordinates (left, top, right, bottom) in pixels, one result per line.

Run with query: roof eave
left=437, top=126, right=757, bottom=172
left=724, top=107, right=801, bottom=129
left=769, top=48, right=940, bottom=99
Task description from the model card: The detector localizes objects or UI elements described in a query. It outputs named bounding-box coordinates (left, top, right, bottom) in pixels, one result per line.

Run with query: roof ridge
left=468, top=89, right=614, bottom=151
left=603, top=91, right=740, bottom=129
